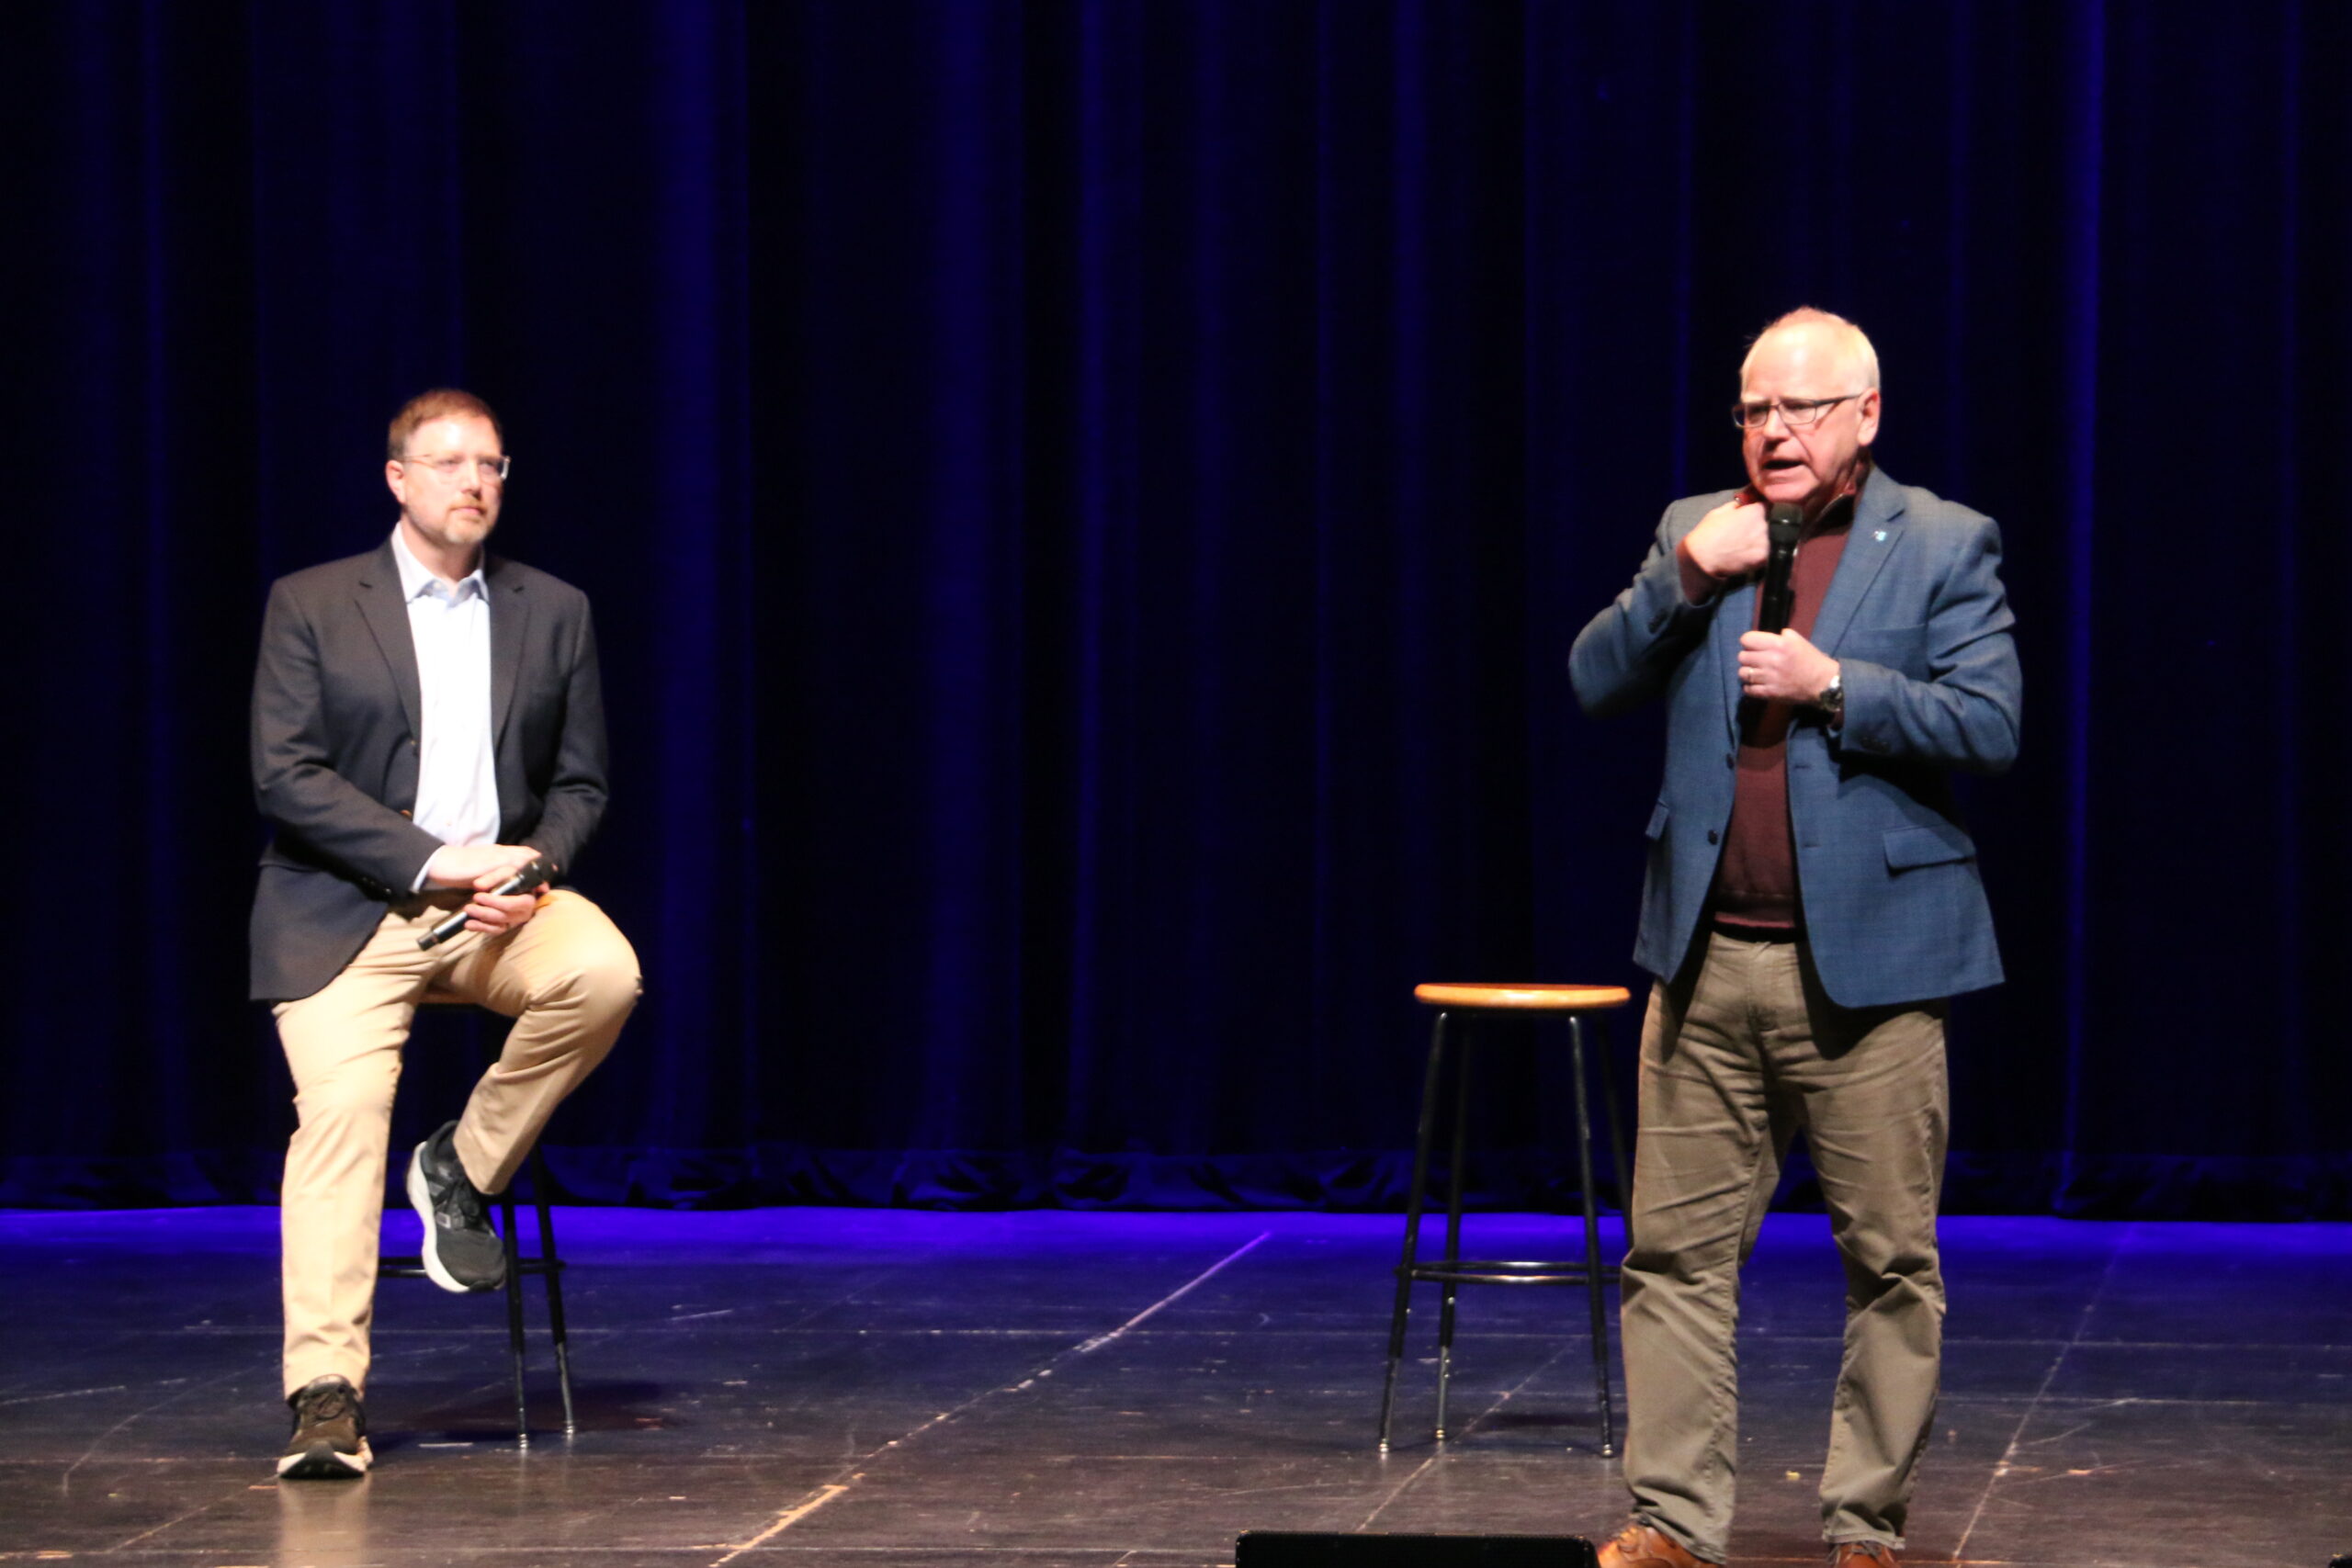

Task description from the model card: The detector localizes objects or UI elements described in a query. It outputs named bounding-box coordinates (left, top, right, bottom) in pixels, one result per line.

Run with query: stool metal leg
left=1593, top=1015, right=1632, bottom=1209
left=500, top=1190, right=529, bottom=1448
left=528, top=1148, right=576, bottom=1438
left=1568, top=1017, right=1616, bottom=1457
left=1379, top=1011, right=1453, bottom=1451
left=1433, top=1021, right=1474, bottom=1442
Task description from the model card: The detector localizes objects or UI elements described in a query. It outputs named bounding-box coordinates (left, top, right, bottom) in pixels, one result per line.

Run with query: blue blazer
left=1569, top=467, right=2020, bottom=1010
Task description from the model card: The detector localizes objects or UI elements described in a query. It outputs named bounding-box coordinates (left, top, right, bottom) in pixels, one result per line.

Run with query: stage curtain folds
left=3, top=2, right=2347, bottom=1217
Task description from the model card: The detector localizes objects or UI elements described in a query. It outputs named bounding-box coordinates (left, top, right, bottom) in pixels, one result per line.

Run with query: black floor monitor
left=1235, top=1531, right=1598, bottom=1567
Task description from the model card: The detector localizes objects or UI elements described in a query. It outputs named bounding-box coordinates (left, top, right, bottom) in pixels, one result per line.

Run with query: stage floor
left=1, top=1208, right=2346, bottom=1566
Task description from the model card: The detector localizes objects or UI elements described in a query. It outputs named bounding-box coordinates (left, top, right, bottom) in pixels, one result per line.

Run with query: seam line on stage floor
left=703, top=1233, right=1272, bottom=1566
left=1354, top=1338, right=1579, bottom=1533
left=1950, top=1221, right=2131, bottom=1559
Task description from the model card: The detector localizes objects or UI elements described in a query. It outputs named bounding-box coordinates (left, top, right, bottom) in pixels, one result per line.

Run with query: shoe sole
left=277, top=1438, right=372, bottom=1480
left=406, top=1143, right=503, bottom=1294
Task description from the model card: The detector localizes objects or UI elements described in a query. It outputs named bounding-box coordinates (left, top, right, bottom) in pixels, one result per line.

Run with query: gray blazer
left=248, top=539, right=609, bottom=1001
left=1569, top=466, right=2021, bottom=1010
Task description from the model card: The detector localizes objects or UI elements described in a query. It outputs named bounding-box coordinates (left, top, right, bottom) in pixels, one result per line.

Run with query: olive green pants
left=1619, top=931, right=1947, bottom=1563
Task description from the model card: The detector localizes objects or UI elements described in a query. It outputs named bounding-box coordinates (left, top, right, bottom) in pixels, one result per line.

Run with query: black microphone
left=416, top=857, right=552, bottom=951
left=1757, top=503, right=1803, bottom=635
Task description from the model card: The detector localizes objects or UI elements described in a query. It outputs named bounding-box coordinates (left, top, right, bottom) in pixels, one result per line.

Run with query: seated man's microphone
left=417, top=858, right=552, bottom=951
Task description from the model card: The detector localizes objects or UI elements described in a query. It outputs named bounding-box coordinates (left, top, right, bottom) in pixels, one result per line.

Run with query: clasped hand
left=424, top=843, right=547, bottom=937
left=1738, top=629, right=1838, bottom=706
left=1685, top=497, right=1771, bottom=581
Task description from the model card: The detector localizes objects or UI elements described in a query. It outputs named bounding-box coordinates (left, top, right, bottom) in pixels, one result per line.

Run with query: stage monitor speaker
left=1235, top=1531, right=1597, bottom=1567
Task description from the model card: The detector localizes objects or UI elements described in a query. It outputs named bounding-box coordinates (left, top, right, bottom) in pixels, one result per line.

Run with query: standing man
left=251, top=389, right=641, bottom=1479
left=1569, top=310, right=2019, bottom=1568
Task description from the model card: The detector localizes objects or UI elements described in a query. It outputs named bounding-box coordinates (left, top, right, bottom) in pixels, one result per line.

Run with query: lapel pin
left=1873, top=529, right=1887, bottom=541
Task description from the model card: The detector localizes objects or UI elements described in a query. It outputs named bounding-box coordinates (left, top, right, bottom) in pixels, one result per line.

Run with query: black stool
left=1377, top=983, right=1634, bottom=1455
left=379, top=992, right=576, bottom=1445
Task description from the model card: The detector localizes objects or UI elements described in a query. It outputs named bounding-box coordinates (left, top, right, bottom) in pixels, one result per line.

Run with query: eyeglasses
left=1729, top=393, right=1864, bottom=431
left=401, top=453, right=512, bottom=483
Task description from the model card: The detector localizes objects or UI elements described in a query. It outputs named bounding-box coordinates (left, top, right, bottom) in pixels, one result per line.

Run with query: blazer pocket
left=1645, top=800, right=1671, bottom=841
left=1883, top=821, right=1976, bottom=871
left=1840, top=622, right=1931, bottom=680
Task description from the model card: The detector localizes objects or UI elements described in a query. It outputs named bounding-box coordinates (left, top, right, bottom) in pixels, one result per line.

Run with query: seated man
left=250, top=389, right=640, bottom=1479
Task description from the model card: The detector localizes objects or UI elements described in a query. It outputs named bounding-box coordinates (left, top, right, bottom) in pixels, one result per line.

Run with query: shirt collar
left=1800, top=457, right=1871, bottom=536
left=390, top=525, right=487, bottom=604
left=1734, top=455, right=1871, bottom=532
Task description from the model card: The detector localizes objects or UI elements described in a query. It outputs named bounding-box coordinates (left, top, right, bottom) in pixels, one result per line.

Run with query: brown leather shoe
left=1596, top=1522, right=1719, bottom=1568
left=1830, top=1543, right=1899, bottom=1566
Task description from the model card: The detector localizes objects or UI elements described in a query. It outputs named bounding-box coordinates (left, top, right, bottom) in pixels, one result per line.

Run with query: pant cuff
left=283, top=1359, right=367, bottom=1402
left=1634, top=1513, right=1724, bottom=1567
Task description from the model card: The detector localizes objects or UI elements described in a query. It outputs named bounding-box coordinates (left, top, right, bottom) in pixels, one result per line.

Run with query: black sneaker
left=407, top=1120, right=508, bottom=1292
left=277, top=1375, right=370, bottom=1480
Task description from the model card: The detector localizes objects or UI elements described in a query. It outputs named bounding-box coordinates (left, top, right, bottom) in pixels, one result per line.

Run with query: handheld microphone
left=1757, top=503, right=1803, bottom=635
left=417, top=857, right=552, bottom=951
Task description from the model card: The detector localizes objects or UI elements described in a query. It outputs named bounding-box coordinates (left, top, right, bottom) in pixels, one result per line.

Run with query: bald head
left=1741, top=307, right=1880, bottom=394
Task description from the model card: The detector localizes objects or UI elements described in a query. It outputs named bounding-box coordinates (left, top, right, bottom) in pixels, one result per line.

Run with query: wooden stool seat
left=379, top=989, right=576, bottom=1444
left=1379, top=982, right=1634, bottom=1456
left=1412, top=983, right=1633, bottom=1011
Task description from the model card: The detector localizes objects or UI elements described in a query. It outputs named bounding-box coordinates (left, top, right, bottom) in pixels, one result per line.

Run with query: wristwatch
left=1815, top=669, right=1845, bottom=726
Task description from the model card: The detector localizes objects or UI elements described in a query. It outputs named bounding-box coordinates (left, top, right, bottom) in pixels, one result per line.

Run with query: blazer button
left=1724, top=752, right=1735, bottom=768
left=1706, top=829, right=1720, bottom=844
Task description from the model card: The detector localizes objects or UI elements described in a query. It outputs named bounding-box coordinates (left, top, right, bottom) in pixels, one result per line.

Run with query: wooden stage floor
left=2, top=1208, right=2346, bottom=1566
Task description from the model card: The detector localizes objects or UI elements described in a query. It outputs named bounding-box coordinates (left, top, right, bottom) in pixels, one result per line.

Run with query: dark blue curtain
left=5, top=1, right=2346, bottom=1216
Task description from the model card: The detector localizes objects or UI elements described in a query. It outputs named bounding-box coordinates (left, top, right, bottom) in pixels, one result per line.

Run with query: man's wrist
left=1814, top=665, right=1845, bottom=725
left=1675, top=536, right=1724, bottom=604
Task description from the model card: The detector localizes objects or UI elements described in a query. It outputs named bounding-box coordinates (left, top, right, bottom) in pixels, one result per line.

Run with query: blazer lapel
left=487, top=555, right=528, bottom=746
left=1809, top=467, right=1908, bottom=657
left=354, top=541, right=424, bottom=740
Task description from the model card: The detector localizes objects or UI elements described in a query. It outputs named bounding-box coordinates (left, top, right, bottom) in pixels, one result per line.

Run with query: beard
left=428, top=507, right=496, bottom=547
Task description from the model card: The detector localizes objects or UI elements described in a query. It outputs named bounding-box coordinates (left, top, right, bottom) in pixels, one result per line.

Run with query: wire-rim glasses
left=401, top=453, right=512, bottom=483
left=1729, top=393, right=1864, bottom=432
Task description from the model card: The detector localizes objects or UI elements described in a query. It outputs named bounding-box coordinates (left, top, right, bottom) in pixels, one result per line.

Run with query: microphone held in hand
left=1757, top=503, right=1803, bottom=635
left=417, top=857, right=552, bottom=951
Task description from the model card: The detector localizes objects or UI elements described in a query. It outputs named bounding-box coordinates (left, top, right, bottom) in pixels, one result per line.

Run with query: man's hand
left=458, top=885, right=545, bottom=938
left=1737, top=629, right=1839, bottom=707
left=424, top=843, right=540, bottom=889
left=1683, top=497, right=1770, bottom=581
left=424, top=843, right=548, bottom=937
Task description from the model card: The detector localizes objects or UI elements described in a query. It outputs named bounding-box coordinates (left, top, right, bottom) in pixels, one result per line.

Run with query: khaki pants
left=273, top=889, right=640, bottom=1397
left=1620, top=932, right=1947, bottom=1563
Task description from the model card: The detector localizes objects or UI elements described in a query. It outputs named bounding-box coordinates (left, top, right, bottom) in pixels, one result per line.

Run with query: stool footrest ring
left=1400, top=1259, right=1620, bottom=1287
left=379, top=1256, right=564, bottom=1278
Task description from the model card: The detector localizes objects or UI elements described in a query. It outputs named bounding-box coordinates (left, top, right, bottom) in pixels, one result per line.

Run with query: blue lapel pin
left=1873, top=529, right=1887, bottom=541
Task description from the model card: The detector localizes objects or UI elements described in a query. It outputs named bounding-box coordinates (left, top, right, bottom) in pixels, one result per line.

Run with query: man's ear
left=385, top=459, right=408, bottom=508
left=1856, top=389, right=1882, bottom=447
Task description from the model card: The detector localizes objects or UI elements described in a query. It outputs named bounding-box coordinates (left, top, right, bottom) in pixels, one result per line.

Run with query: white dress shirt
left=390, top=527, right=501, bottom=888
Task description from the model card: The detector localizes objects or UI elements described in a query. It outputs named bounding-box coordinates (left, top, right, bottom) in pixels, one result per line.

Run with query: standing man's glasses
left=1729, top=394, right=1863, bottom=431
left=401, top=454, right=512, bottom=483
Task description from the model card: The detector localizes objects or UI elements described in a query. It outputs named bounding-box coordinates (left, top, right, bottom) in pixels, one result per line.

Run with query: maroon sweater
left=1711, top=498, right=1854, bottom=933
